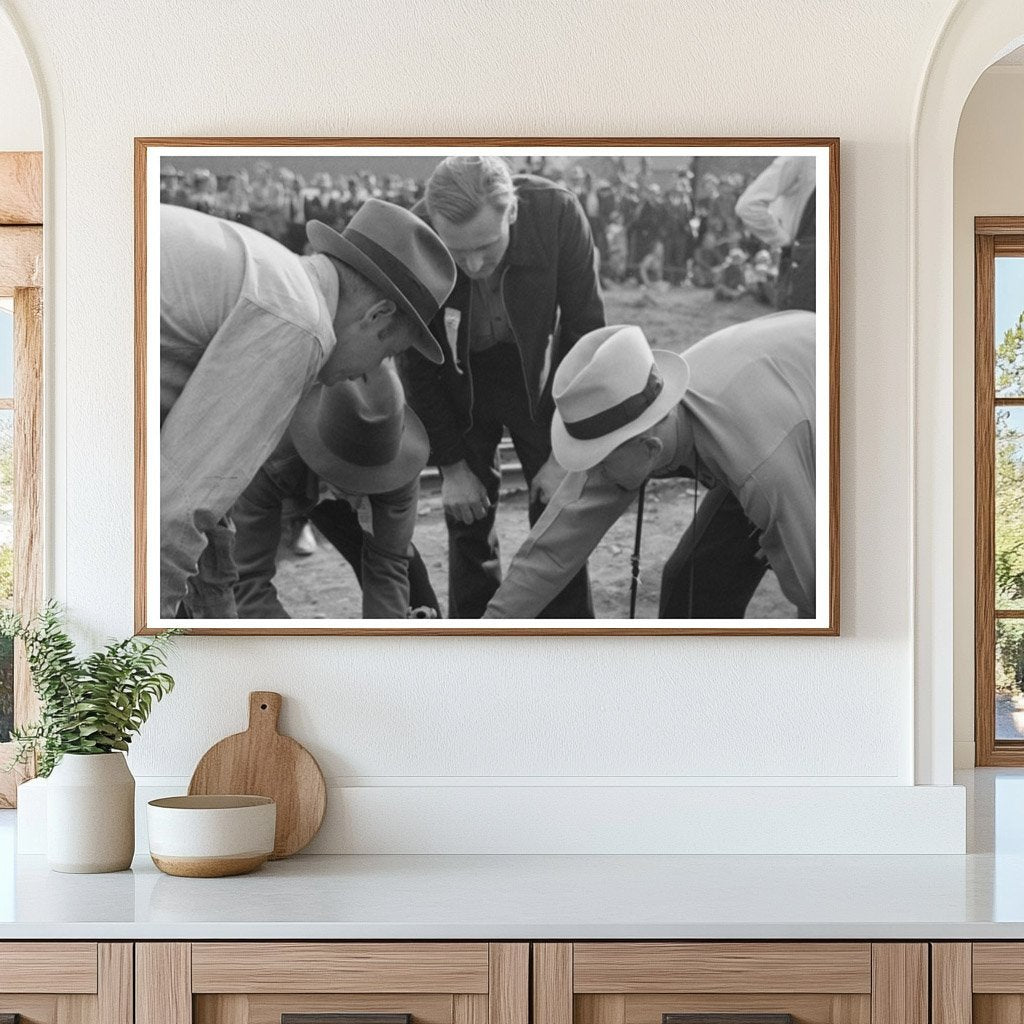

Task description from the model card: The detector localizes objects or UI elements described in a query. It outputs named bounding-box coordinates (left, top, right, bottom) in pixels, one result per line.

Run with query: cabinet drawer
left=0, top=942, right=99, bottom=993
left=572, top=944, right=872, bottom=994
left=139, top=942, right=528, bottom=1024
left=534, top=944, right=925, bottom=1024
left=973, top=944, right=1024, bottom=992
left=191, top=943, right=490, bottom=994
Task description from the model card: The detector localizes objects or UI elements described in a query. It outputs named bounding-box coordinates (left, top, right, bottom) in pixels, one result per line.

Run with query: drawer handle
left=664, top=1016, right=795, bottom=1024
left=283, top=1016, right=411, bottom=1024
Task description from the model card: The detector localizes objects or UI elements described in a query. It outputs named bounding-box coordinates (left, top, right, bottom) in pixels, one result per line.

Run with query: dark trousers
left=448, top=345, right=594, bottom=619
left=658, top=485, right=768, bottom=618
left=777, top=240, right=816, bottom=312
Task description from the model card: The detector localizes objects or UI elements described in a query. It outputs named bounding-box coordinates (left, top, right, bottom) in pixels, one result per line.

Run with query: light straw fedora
left=551, top=325, right=690, bottom=472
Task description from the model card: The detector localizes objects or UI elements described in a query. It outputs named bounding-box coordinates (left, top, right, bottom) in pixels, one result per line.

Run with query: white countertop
left=0, top=848, right=1022, bottom=940
left=1, top=768, right=1022, bottom=941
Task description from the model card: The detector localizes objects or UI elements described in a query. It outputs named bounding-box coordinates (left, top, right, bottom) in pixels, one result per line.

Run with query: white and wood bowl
left=147, top=795, right=276, bottom=877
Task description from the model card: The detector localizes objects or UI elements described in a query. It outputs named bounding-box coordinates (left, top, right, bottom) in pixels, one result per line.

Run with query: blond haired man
left=403, top=155, right=605, bottom=618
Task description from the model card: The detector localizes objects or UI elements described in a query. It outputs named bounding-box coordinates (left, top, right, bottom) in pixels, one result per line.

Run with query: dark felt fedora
left=289, top=360, right=429, bottom=495
left=306, top=199, right=455, bottom=365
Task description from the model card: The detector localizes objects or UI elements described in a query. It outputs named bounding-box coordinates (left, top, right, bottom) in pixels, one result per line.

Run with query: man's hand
left=529, top=454, right=568, bottom=507
left=408, top=606, right=440, bottom=619
left=441, top=460, right=491, bottom=524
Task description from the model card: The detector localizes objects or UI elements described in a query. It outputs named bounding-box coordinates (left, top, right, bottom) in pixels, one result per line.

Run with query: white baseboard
left=17, top=778, right=967, bottom=856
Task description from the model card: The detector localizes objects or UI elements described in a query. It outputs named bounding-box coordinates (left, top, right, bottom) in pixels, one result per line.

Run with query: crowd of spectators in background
left=160, top=157, right=780, bottom=305
left=556, top=158, right=778, bottom=303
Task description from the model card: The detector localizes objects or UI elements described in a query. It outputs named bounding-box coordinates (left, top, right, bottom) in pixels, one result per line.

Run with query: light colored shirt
left=159, top=204, right=337, bottom=616
left=734, top=156, right=817, bottom=249
left=484, top=310, right=817, bottom=619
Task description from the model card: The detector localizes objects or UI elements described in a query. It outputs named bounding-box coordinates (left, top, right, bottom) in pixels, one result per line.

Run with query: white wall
left=0, top=8, right=39, bottom=152
left=0, top=0, right=974, bottom=852
left=952, top=65, right=1024, bottom=767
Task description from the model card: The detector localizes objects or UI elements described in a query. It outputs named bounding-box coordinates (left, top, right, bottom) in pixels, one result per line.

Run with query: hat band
left=332, top=430, right=401, bottom=467
left=316, top=402, right=404, bottom=468
left=343, top=227, right=440, bottom=324
left=562, top=365, right=664, bottom=441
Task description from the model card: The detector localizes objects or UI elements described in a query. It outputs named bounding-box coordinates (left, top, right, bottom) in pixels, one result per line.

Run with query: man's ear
left=506, top=196, right=519, bottom=226
left=642, top=435, right=664, bottom=461
left=362, top=298, right=397, bottom=325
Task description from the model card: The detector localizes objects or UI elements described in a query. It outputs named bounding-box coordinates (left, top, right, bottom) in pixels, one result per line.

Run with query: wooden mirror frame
left=0, top=151, right=43, bottom=807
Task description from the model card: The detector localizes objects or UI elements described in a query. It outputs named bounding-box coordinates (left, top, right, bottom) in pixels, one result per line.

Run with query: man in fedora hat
left=225, top=360, right=438, bottom=619
left=159, top=199, right=456, bottom=618
left=483, top=311, right=817, bottom=620
left=403, top=155, right=604, bottom=618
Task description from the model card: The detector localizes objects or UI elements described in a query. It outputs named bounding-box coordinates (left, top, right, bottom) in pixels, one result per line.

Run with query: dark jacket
left=402, top=175, right=605, bottom=467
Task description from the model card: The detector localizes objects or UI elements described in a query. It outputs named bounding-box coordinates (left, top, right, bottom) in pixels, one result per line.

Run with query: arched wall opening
left=914, top=1, right=1024, bottom=784
left=952, top=48, right=1024, bottom=767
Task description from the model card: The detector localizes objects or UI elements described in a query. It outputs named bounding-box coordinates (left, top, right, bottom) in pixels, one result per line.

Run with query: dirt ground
left=274, top=282, right=797, bottom=620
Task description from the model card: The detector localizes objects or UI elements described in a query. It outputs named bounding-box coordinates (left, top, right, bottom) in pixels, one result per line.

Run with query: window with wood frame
left=976, top=218, right=1024, bottom=765
left=0, top=151, right=43, bottom=806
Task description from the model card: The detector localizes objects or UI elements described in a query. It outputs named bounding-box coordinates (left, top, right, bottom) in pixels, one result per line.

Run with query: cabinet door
left=0, top=943, right=131, bottom=1024
left=137, top=943, right=528, bottom=1024
left=949, top=942, right=1024, bottom=1024
left=533, top=944, right=927, bottom=1024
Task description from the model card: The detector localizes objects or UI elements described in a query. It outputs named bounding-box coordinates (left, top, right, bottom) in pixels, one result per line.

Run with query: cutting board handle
left=248, top=691, right=282, bottom=734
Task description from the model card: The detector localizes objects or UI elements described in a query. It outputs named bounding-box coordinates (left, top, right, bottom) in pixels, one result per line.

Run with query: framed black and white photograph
left=135, top=137, right=839, bottom=635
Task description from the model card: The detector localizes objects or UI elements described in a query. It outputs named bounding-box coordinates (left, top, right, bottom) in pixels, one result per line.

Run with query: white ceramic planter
left=46, top=752, right=135, bottom=873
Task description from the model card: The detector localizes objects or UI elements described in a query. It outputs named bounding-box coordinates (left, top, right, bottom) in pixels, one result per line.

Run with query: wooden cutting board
left=188, top=691, right=326, bottom=859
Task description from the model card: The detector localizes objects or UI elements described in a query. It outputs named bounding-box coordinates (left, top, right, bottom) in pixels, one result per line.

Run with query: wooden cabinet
left=532, top=943, right=928, bottom=1024
left=0, top=943, right=132, bottom=1024
left=932, top=943, right=1024, bottom=1024
left=135, top=944, right=528, bottom=1024
left=0, top=937, right=961, bottom=1024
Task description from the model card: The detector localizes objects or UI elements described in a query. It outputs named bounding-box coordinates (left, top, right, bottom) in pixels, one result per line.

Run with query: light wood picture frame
left=136, top=137, right=839, bottom=636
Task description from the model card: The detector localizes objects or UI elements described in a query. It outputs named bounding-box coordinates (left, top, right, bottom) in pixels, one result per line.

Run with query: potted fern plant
left=2, top=603, right=179, bottom=873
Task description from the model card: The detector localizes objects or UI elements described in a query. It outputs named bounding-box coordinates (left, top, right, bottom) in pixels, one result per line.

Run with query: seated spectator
left=713, top=247, right=749, bottom=301
left=747, top=248, right=778, bottom=305
left=691, top=215, right=729, bottom=287
left=639, top=238, right=666, bottom=288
